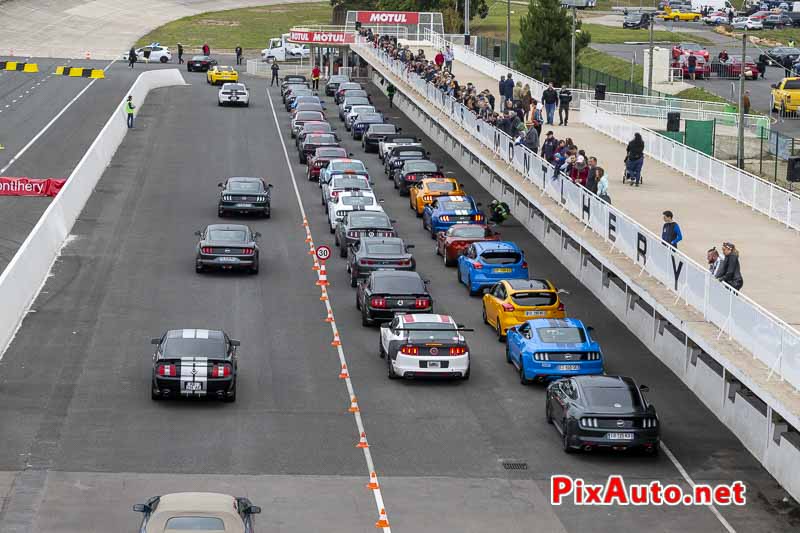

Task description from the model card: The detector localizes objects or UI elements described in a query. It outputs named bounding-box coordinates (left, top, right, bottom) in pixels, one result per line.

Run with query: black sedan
left=217, top=177, right=272, bottom=218
left=150, top=328, right=240, bottom=402
left=394, top=159, right=443, bottom=195
left=623, top=12, right=651, bottom=29
left=351, top=113, right=385, bottom=140
left=195, top=224, right=260, bottom=274
left=545, top=375, right=660, bottom=455
left=335, top=210, right=396, bottom=256
left=385, top=146, right=429, bottom=179
left=187, top=55, right=217, bottom=72
left=356, top=270, right=432, bottom=326
left=762, top=14, right=794, bottom=29
left=766, top=46, right=800, bottom=67
left=362, top=124, right=398, bottom=153
left=299, top=133, right=340, bottom=164
left=347, top=237, right=415, bottom=287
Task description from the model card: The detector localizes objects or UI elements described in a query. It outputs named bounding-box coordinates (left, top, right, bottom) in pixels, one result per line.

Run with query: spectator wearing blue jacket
left=661, top=210, right=683, bottom=248
left=503, top=73, right=515, bottom=103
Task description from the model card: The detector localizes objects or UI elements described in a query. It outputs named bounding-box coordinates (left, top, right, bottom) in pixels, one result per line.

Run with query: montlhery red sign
left=356, top=11, right=420, bottom=24
left=288, top=31, right=356, bottom=44
left=0, top=177, right=66, bottom=196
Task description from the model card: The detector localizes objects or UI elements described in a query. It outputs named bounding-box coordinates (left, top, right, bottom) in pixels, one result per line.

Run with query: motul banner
left=288, top=31, right=356, bottom=44
left=0, top=177, right=66, bottom=196
left=356, top=11, right=420, bottom=24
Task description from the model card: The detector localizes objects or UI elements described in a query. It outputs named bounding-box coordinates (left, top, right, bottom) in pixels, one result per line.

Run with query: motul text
left=551, top=475, right=746, bottom=506
left=356, top=11, right=420, bottom=24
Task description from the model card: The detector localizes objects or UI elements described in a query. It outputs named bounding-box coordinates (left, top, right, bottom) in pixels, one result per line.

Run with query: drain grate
left=502, top=461, right=528, bottom=471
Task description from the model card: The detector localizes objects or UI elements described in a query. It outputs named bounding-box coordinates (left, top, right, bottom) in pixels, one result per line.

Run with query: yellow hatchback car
left=409, top=177, right=466, bottom=216
left=207, top=66, right=238, bottom=85
left=482, top=279, right=565, bottom=340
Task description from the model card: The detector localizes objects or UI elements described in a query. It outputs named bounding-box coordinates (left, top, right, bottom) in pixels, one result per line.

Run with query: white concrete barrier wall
left=367, top=67, right=800, bottom=502
left=0, top=69, right=187, bottom=357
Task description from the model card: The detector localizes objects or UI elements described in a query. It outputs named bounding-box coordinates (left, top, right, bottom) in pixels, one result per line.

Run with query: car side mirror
left=254, top=232, right=262, bottom=238
left=390, top=219, right=397, bottom=223
left=218, top=182, right=224, bottom=187
left=423, top=279, right=431, bottom=284
left=378, top=198, right=385, bottom=203
left=267, top=184, right=273, bottom=188
left=771, top=83, right=777, bottom=88
left=459, top=183, right=465, bottom=188
left=370, top=180, right=376, bottom=186
left=462, top=249, right=469, bottom=256
left=406, top=244, right=415, bottom=250
left=397, top=127, right=403, bottom=132
left=476, top=202, right=483, bottom=207
left=230, top=339, right=241, bottom=347
left=194, top=230, right=202, bottom=236
left=150, top=338, right=161, bottom=345
left=586, top=326, right=595, bottom=332
left=639, top=384, right=650, bottom=393
left=481, top=286, right=492, bottom=294
left=348, top=152, right=354, bottom=157
left=248, top=506, right=262, bottom=515
left=418, top=138, right=423, bottom=142
left=133, top=504, right=148, bottom=513
left=438, top=165, right=444, bottom=170
left=426, top=151, right=431, bottom=156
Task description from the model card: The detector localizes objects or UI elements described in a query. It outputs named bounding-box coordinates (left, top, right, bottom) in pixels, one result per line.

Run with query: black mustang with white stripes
left=150, top=329, right=239, bottom=402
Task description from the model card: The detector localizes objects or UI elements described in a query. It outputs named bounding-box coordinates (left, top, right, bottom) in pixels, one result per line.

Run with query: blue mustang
left=506, top=318, right=604, bottom=384
left=457, top=241, right=528, bottom=296
left=422, top=195, right=484, bottom=238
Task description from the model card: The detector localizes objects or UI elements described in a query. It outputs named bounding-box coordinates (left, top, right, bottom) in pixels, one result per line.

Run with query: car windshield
left=369, top=125, right=396, bottom=134
left=227, top=181, right=263, bottom=193
left=208, top=228, right=248, bottom=242
left=398, top=150, right=425, bottom=158
left=303, top=124, right=332, bottom=134
left=344, top=90, right=368, bottom=97
left=357, top=115, right=383, bottom=123
left=450, top=226, right=487, bottom=238
left=317, top=148, right=346, bottom=157
left=351, top=213, right=390, bottom=228
left=439, top=200, right=473, bottom=211
left=406, top=323, right=458, bottom=341
left=366, top=242, right=404, bottom=254
left=291, top=89, right=314, bottom=97
left=218, top=67, right=234, bottom=72
left=729, top=55, right=754, bottom=63
left=406, top=161, right=438, bottom=172
left=512, top=291, right=556, bottom=307
left=345, top=98, right=370, bottom=107
left=340, top=83, right=361, bottom=91
left=583, top=386, right=643, bottom=410
left=341, top=195, right=374, bottom=206
left=480, top=251, right=520, bottom=264
left=785, top=80, right=800, bottom=89
left=373, top=275, right=425, bottom=293
left=295, top=96, right=321, bottom=104
left=536, top=326, right=585, bottom=343
left=225, top=84, right=245, bottom=91
left=333, top=177, right=369, bottom=189
left=191, top=56, right=209, bottom=60
left=165, top=517, right=225, bottom=531
left=351, top=106, right=375, bottom=114
left=331, top=161, right=366, bottom=172
left=285, top=76, right=306, bottom=82
left=428, top=181, right=456, bottom=191
left=163, top=337, right=227, bottom=358
left=389, top=137, right=417, bottom=144
left=307, top=134, right=337, bottom=144
left=329, top=75, right=349, bottom=83
left=295, top=112, right=324, bottom=122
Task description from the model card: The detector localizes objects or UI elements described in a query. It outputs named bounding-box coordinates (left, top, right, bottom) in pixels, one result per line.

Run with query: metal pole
left=737, top=31, right=746, bottom=169
left=506, top=0, right=511, bottom=67
left=571, top=7, right=576, bottom=88
left=465, top=0, right=470, bottom=45
left=647, top=15, right=654, bottom=95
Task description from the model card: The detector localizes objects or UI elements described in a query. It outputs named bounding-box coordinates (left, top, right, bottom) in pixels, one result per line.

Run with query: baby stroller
left=622, top=156, right=643, bottom=186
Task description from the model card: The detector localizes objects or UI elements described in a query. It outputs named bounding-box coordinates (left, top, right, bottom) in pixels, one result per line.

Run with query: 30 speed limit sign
left=315, top=245, right=332, bottom=262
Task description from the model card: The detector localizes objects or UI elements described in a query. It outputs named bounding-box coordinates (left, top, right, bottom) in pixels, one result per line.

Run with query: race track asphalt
left=0, top=67, right=796, bottom=532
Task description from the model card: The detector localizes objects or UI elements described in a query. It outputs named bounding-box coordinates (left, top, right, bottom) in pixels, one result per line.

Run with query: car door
left=509, top=321, right=530, bottom=366
left=550, top=381, right=569, bottom=427
left=457, top=244, right=472, bottom=281
left=484, top=283, right=503, bottom=326
left=381, top=316, right=399, bottom=353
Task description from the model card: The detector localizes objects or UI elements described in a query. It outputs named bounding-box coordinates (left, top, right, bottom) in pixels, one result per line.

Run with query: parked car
left=623, top=12, right=652, bottom=28
left=762, top=13, right=793, bottom=29
left=730, top=16, right=764, bottom=30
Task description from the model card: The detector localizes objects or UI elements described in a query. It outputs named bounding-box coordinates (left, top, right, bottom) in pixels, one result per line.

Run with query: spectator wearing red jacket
left=434, top=50, right=445, bottom=68
left=570, top=155, right=589, bottom=186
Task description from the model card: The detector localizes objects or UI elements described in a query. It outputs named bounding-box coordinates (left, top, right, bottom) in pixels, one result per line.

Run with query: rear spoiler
left=391, top=327, right=474, bottom=332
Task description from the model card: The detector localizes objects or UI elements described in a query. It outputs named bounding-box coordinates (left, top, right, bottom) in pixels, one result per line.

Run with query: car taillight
left=414, top=298, right=430, bottom=309
left=423, top=195, right=433, bottom=202
left=360, top=259, right=376, bottom=265
left=557, top=302, right=565, bottom=312
left=315, top=161, right=324, bottom=167
left=473, top=214, right=484, bottom=222
left=348, top=231, right=360, bottom=238
left=440, top=215, right=450, bottom=222
left=400, top=345, right=419, bottom=355
left=449, top=346, right=467, bottom=356
left=370, top=297, right=387, bottom=308
left=502, top=303, right=515, bottom=312
left=157, top=364, right=177, bottom=377
left=406, top=174, right=417, bottom=181
left=212, top=364, right=232, bottom=377
left=473, top=261, right=483, bottom=269
left=201, top=247, right=213, bottom=254
left=241, top=248, right=254, bottom=255
left=331, top=191, right=340, bottom=198
left=398, top=259, right=411, bottom=266
left=522, top=261, right=528, bottom=269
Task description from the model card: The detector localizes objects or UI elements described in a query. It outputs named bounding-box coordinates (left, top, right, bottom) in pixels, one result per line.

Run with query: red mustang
left=307, top=147, right=348, bottom=181
left=436, top=224, right=501, bottom=266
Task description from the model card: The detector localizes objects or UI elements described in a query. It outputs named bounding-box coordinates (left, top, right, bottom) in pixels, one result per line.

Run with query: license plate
left=525, top=310, right=546, bottom=317
left=494, top=268, right=513, bottom=273
left=235, top=203, right=252, bottom=207
left=428, top=361, right=440, bottom=368
left=185, top=382, right=203, bottom=391
left=559, top=364, right=580, bottom=371
left=607, top=432, right=634, bottom=440
left=218, top=257, right=239, bottom=263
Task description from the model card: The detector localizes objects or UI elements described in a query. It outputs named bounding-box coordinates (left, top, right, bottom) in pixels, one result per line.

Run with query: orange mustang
left=409, top=177, right=465, bottom=217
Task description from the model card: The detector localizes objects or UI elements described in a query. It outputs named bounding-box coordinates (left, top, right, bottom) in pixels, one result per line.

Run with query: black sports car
left=356, top=270, right=432, bottom=326
left=218, top=177, right=272, bottom=218
left=195, top=224, right=260, bottom=274
left=385, top=146, right=429, bottom=179
left=187, top=55, right=217, bottom=72
left=766, top=46, right=800, bottom=67
left=545, top=375, right=660, bottom=455
left=351, top=113, right=384, bottom=141
left=150, top=328, right=240, bottom=402
left=394, top=159, right=442, bottom=195
left=299, top=133, right=340, bottom=164
left=281, top=75, right=308, bottom=95
left=362, top=124, right=398, bottom=153
left=347, top=237, right=415, bottom=287
left=335, top=210, right=396, bottom=256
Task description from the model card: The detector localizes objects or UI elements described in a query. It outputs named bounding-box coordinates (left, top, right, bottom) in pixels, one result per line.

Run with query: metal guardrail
left=355, top=41, right=800, bottom=392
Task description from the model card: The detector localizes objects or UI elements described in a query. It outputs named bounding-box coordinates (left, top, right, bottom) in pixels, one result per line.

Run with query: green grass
left=674, top=87, right=730, bottom=104
left=471, top=1, right=524, bottom=41
left=579, top=47, right=644, bottom=83
left=135, top=2, right=332, bottom=51
left=728, top=28, right=800, bottom=46
left=581, top=23, right=711, bottom=45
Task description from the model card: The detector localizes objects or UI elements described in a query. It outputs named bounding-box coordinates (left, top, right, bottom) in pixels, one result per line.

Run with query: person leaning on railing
left=716, top=242, right=743, bottom=291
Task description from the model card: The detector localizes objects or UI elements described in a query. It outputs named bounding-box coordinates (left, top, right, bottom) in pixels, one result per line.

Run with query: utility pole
left=737, top=31, right=747, bottom=169
left=571, top=7, right=576, bottom=88
left=506, top=0, right=511, bottom=66
left=465, top=0, right=470, bottom=46
left=647, top=15, right=654, bottom=95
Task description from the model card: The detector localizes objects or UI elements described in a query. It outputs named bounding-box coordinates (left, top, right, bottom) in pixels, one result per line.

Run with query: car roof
left=205, top=224, right=250, bottom=232
left=475, top=241, right=519, bottom=252
left=149, top=493, right=243, bottom=532
left=573, top=375, right=636, bottom=389
left=165, top=329, right=224, bottom=340
left=436, top=195, right=471, bottom=205
left=371, top=270, right=421, bottom=280
left=505, top=279, right=553, bottom=291
left=228, top=176, right=261, bottom=182
left=525, top=317, right=584, bottom=329
left=399, top=313, right=455, bottom=324
left=329, top=158, right=364, bottom=165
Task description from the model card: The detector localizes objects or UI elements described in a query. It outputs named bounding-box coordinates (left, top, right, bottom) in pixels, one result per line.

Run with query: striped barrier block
left=54, top=66, right=104, bottom=79
left=0, top=61, right=39, bottom=73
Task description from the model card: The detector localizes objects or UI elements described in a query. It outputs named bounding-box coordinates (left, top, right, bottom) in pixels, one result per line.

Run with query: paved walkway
left=418, top=47, right=800, bottom=326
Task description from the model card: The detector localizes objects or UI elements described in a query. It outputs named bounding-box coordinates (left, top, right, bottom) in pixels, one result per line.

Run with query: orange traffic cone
left=302, top=217, right=309, bottom=227
left=375, top=508, right=389, bottom=528
left=356, top=432, right=369, bottom=448
left=338, top=364, right=349, bottom=379
left=348, top=396, right=360, bottom=413
left=308, top=244, right=315, bottom=256
left=305, top=235, right=312, bottom=243
left=331, top=330, right=341, bottom=347
left=312, top=260, right=320, bottom=271
left=324, top=309, right=334, bottom=322
left=320, top=287, right=328, bottom=301
left=366, top=471, right=380, bottom=490
left=316, top=263, right=328, bottom=286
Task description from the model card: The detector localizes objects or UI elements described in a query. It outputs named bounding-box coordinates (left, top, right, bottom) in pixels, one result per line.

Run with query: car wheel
left=457, top=265, right=463, bottom=284
left=519, top=359, right=531, bottom=385
left=415, top=206, right=422, bottom=218
left=195, top=263, right=203, bottom=273
left=340, top=245, right=347, bottom=258
left=430, top=227, right=436, bottom=240
left=505, top=343, right=512, bottom=364
left=218, top=209, right=224, bottom=218
left=467, top=274, right=480, bottom=296
left=387, top=354, right=398, bottom=379
left=361, top=308, right=372, bottom=327
left=444, top=251, right=455, bottom=267
left=378, top=337, right=385, bottom=358
left=356, top=293, right=361, bottom=310
left=546, top=399, right=553, bottom=424
left=151, top=387, right=160, bottom=401
left=223, top=386, right=237, bottom=403
left=264, top=209, right=271, bottom=219
left=160, top=56, right=168, bottom=63
left=393, top=178, right=398, bottom=189
left=350, top=275, right=357, bottom=288
left=218, top=101, right=223, bottom=107
left=781, top=102, right=787, bottom=117
left=462, top=365, right=470, bottom=380
left=562, top=425, right=576, bottom=453
left=496, top=319, right=505, bottom=343
left=329, top=223, right=335, bottom=234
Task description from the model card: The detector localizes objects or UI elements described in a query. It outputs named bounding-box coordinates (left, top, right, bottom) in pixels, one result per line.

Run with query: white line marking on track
left=0, top=58, right=117, bottom=175
left=265, top=86, right=392, bottom=532
left=660, top=441, right=736, bottom=532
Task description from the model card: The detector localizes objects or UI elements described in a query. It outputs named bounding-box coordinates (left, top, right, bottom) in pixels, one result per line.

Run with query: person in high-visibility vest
left=311, top=65, right=320, bottom=90
left=125, top=95, right=136, bottom=128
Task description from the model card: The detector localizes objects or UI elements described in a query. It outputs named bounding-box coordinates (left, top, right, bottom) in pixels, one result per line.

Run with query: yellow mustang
left=482, top=279, right=565, bottom=340
left=207, top=66, right=239, bottom=85
left=657, top=7, right=702, bottom=22
left=409, top=177, right=466, bottom=217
